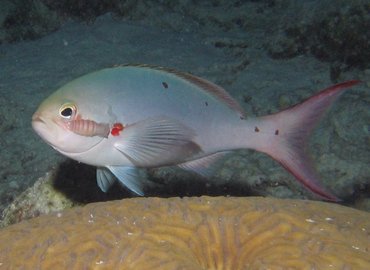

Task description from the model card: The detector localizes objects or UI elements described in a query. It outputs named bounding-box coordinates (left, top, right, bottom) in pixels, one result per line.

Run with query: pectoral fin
left=113, top=117, right=201, bottom=167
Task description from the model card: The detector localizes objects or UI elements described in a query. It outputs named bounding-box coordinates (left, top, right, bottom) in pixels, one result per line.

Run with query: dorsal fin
left=116, top=64, right=247, bottom=118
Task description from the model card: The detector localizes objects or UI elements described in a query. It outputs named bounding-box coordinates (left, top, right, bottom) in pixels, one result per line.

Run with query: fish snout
left=31, top=111, right=48, bottom=136
left=32, top=112, right=42, bottom=123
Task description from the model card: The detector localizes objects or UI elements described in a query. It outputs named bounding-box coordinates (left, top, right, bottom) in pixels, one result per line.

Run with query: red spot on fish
left=111, top=123, right=124, bottom=136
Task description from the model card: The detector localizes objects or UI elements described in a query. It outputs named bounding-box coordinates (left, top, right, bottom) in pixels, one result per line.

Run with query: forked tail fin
left=254, top=80, right=361, bottom=201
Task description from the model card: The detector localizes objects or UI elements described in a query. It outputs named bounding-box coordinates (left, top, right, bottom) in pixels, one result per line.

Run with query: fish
left=31, top=64, right=361, bottom=201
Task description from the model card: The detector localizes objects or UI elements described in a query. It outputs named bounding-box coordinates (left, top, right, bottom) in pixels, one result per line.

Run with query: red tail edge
left=259, top=80, right=362, bottom=201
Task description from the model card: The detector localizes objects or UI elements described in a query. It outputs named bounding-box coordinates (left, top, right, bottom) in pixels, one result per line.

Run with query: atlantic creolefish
left=31, top=64, right=360, bottom=201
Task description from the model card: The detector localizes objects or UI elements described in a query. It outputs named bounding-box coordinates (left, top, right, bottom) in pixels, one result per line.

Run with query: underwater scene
left=0, top=0, right=369, bottom=268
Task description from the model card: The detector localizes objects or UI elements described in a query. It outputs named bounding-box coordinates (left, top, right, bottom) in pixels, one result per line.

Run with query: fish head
left=32, top=86, right=108, bottom=156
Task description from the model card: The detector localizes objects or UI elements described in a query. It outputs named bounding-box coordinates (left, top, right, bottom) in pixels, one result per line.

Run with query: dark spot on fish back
left=162, top=82, right=168, bottom=89
left=255, top=127, right=259, bottom=132
left=205, top=101, right=208, bottom=106
left=275, top=129, right=279, bottom=135
left=243, top=95, right=252, bottom=103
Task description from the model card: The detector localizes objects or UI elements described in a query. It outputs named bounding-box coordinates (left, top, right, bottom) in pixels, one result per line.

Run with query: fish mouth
left=31, top=113, right=43, bottom=127
left=31, top=113, right=47, bottom=136
left=32, top=112, right=42, bottom=122
left=31, top=113, right=56, bottom=141
left=32, top=112, right=105, bottom=156
left=31, top=112, right=63, bottom=148
left=31, top=111, right=48, bottom=127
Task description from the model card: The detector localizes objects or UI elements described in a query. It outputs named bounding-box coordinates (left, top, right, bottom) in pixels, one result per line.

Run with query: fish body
left=32, top=65, right=360, bottom=200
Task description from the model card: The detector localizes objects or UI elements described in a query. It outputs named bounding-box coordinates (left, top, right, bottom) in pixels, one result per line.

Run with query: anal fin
left=178, top=151, right=231, bottom=177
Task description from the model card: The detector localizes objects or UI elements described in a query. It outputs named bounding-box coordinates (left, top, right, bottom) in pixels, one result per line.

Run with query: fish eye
left=59, top=103, right=76, bottom=119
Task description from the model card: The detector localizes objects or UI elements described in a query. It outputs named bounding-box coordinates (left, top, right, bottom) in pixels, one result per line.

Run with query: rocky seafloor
left=0, top=0, right=369, bottom=226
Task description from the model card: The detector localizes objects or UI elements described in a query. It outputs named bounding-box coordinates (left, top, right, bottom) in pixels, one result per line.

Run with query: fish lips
left=32, top=112, right=105, bottom=155
left=31, top=113, right=59, bottom=147
left=31, top=112, right=73, bottom=150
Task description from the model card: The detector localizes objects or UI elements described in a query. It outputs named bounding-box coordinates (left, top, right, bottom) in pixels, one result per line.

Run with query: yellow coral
left=0, top=196, right=369, bottom=269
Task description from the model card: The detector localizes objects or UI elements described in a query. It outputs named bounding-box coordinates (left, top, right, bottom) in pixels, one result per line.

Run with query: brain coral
left=0, top=196, right=369, bottom=269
